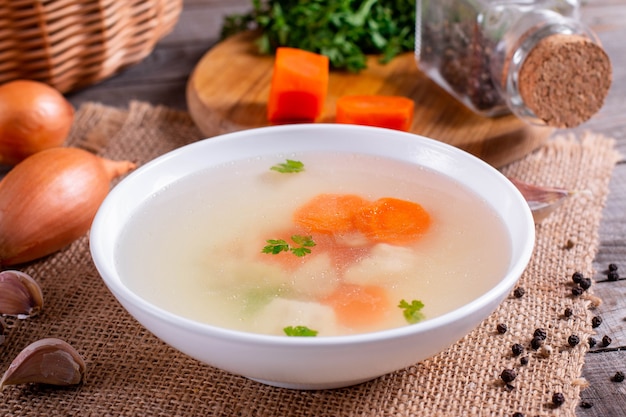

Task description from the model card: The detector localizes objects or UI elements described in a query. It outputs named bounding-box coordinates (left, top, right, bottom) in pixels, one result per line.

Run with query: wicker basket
left=0, top=0, right=183, bottom=93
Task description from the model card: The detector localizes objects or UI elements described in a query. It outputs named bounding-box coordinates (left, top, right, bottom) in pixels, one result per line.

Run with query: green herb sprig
left=262, top=235, right=316, bottom=257
left=284, top=325, right=318, bottom=337
left=270, top=159, right=305, bottom=173
left=221, top=0, right=416, bottom=72
left=398, top=299, right=425, bottom=324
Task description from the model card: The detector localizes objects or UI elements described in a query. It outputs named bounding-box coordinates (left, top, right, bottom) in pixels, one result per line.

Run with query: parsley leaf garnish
left=262, top=239, right=290, bottom=254
left=284, top=325, right=318, bottom=337
left=398, top=299, right=425, bottom=324
left=270, top=159, right=304, bottom=173
left=262, top=235, right=316, bottom=257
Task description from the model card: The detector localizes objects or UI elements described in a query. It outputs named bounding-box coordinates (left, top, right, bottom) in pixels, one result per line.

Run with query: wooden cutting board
left=187, top=31, right=553, bottom=168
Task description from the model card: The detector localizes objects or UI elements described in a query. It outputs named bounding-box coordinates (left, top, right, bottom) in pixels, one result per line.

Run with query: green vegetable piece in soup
left=284, top=326, right=318, bottom=337
left=399, top=299, right=425, bottom=324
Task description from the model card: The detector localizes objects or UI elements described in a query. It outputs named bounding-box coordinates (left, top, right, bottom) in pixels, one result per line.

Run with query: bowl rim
left=90, top=123, right=535, bottom=347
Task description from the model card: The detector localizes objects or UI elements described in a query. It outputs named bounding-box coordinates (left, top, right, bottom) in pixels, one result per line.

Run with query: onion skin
left=0, top=147, right=136, bottom=266
left=0, top=80, right=74, bottom=165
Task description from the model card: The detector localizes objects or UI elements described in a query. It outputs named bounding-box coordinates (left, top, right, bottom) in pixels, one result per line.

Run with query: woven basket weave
left=0, top=0, right=183, bottom=93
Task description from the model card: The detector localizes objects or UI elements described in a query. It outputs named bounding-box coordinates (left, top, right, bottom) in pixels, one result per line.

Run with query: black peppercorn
left=580, top=400, right=593, bottom=409
left=533, top=328, right=547, bottom=340
left=588, top=337, right=597, bottom=348
left=520, top=356, right=529, bottom=366
left=512, top=343, right=524, bottom=356
left=568, top=335, right=580, bottom=347
left=602, top=335, right=612, bottom=347
left=513, top=287, right=525, bottom=298
left=564, top=307, right=573, bottom=318
left=500, top=368, right=516, bottom=383
left=579, top=277, right=592, bottom=290
left=572, top=286, right=584, bottom=296
left=512, top=413, right=524, bottom=417
left=497, top=323, right=508, bottom=334
left=607, top=271, right=619, bottom=281
left=531, top=336, right=543, bottom=350
left=572, top=271, right=583, bottom=283
left=612, top=371, right=625, bottom=382
left=592, top=316, right=602, bottom=328
left=608, top=263, right=618, bottom=272
left=552, top=392, right=565, bottom=407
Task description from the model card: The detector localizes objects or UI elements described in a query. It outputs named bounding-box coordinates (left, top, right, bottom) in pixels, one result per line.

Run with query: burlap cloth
left=0, top=101, right=621, bottom=416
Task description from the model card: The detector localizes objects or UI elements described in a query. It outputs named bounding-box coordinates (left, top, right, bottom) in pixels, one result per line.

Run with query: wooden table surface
left=66, top=1, right=626, bottom=415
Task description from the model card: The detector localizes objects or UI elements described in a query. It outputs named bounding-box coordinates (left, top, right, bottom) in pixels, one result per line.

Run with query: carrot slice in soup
left=322, top=283, right=390, bottom=328
left=293, top=193, right=368, bottom=234
left=356, top=197, right=431, bottom=245
left=267, top=47, right=329, bottom=124
left=335, top=95, right=415, bottom=131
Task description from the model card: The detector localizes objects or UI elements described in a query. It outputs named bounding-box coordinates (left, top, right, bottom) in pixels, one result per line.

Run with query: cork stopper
left=518, top=34, right=612, bottom=128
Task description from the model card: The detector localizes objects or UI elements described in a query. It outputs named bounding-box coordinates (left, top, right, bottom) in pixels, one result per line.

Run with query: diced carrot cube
left=267, top=47, right=329, bottom=124
left=335, top=95, right=415, bottom=131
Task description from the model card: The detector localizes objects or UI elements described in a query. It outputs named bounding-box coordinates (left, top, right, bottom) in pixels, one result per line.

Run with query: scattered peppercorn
left=612, top=371, right=625, bottom=382
left=512, top=412, right=524, bottom=417
left=579, top=277, right=592, bottom=290
left=592, top=316, right=603, bottom=328
left=552, top=392, right=565, bottom=407
left=500, top=368, right=517, bottom=383
left=563, top=307, right=573, bottom=318
left=588, top=337, right=597, bottom=348
left=602, top=335, right=612, bottom=347
left=572, top=286, right=584, bottom=296
left=608, top=263, right=618, bottom=272
left=513, top=287, right=525, bottom=298
left=564, top=239, right=575, bottom=250
left=531, top=336, right=543, bottom=350
left=608, top=271, right=619, bottom=281
left=568, top=335, right=580, bottom=347
left=512, top=343, right=524, bottom=356
left=572, top=271, right=583, bottom=283
left=580, top=400, right=593, bottom=409
left=497, top=323, right=508, bottom=334
left=534, top=328, right=547, bottom=340
left=520, top=356, right=529, bottom=366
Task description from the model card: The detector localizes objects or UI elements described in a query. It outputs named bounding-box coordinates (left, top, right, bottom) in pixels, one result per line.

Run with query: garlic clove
left=508, top=177, right=578, bottom=223
left=0, top=338, right=86, bottom=390
left=0, top=270, right=44, bottom=318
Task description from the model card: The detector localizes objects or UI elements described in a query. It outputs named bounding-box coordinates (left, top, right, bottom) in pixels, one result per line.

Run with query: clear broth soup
left=115, top=152, right=511, bottom=336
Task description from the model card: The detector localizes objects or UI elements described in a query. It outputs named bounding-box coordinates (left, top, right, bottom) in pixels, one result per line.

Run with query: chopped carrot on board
left=267, top=47, right=329, bottom=124
left=335, top=95, right=415, bottom=131
left=293, top=193, right=368, bottom=234
left=322, top=283, right=390, bottom=328
left=356, top=197, right=431, bottom=245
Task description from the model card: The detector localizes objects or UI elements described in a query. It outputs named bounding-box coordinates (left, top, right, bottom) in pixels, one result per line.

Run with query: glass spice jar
left=415, top=0, right=612, bottom=128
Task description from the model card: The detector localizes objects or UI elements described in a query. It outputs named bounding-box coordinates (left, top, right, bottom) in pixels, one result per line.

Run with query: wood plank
left=579, top=351, right=626, bottom=417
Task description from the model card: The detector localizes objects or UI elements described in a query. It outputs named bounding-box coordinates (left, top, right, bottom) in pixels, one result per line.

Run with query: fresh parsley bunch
left=221, top=0, right=416, bottom=72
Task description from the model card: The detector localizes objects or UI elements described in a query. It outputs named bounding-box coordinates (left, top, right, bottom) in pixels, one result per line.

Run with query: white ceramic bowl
left=90, top=124, right=535, bottom=390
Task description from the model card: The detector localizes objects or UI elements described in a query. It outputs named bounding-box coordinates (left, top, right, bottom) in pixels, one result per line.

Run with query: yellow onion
left=0, top=80, right=74, bottom=165
left=0, top=147, right=136, bottom=266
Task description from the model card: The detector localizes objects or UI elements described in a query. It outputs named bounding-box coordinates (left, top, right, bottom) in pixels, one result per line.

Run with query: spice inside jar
left=416, top=0, right=612, bottom=127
